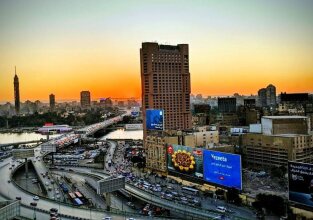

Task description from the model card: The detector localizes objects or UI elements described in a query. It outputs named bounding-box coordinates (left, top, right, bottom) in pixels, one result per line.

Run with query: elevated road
left=40, top=109, right=131, bottom=151
left=56, top=167, right=236, bottom=220
left=0, top=158, right=168, bottom=220
left=0, top=140, right=44, bottom=149
left=76, top=110, right=131, bottom=138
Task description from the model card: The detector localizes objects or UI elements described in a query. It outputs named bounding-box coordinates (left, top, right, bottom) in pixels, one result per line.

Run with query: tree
left=215, top=189, right=225, bottom=196
left=226, top=187, right=242, bottom=205
left=270, top=165, right=287, bottom=179
left=255, top=193, right=285, bottom=216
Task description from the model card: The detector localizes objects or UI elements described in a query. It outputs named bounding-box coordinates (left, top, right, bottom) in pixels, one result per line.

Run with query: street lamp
left=33, top=206, right=36, bottom=220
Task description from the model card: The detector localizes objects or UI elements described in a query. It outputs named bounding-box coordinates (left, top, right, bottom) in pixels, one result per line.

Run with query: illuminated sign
left=12, top=149, right=35, bottom=159
left=146, top=109, right=164, bottom=130
left=203, top=150, right=242, bottom=190
left=167, top=144, right=203, bottom=179
left=288, top=161, right=313, bottom=207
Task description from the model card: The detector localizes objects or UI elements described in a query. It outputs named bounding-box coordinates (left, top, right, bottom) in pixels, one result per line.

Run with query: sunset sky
left=1, top=0, right=313, bottom=103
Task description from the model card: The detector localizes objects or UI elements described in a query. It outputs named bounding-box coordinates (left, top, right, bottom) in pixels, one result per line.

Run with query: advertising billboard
left=97, top=176, right=125, bottom=194
left=203, top=150, right=242, bottom=190
left=146, top=109, right=164, bottom=130
left=167, top=144, right=203, bottom=179
left=12, top=149, right=35, bottom=159
left=41, top=144, right=57, bottom=153
left=288, top=161, right=313, bottom=207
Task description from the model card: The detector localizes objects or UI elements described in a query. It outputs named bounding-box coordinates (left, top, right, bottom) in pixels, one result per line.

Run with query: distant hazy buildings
left=218, top=98, right=236, bottom=113
left=13, top=67, right=20, bottom=114
left=80, top=91, right=91, bottom=108
left=258, top=84, right=276, bottom=107
left=257, top=88, right=267, bottom=107
left=266, top=84, right=276, bottom=107
left=244, top=99, right=256, bottom=109
left=99, top=98, right=113, bottom=108
left=49, top=94, right=55, bottom=111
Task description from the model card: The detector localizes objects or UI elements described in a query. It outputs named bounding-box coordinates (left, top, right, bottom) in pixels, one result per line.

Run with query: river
left=100, top=128, right=143, bottom=140
left=0, top=128, right=143, bottom=144
left=0, top=133, right=61, bottom=144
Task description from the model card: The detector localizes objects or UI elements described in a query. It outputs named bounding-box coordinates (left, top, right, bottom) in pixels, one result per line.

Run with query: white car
left=102, top=217, right=112, bottom=220
left=216, top=206, right=227, bottom=213
left=33, top=196, right=39, bottom=201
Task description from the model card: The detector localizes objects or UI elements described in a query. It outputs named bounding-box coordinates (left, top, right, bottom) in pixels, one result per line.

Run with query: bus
left=68, top=192, right=76, bottom=200
left=60, top=183, right=69, bottom=193
left=73, top=198, right=83, bottom=206
left=74, top=191, right=86, bottom=202
left=182, top=187, right=199, bottom=196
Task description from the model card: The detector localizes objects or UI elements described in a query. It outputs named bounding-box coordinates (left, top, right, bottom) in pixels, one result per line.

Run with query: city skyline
left=1, top=0, right=313, bottom=102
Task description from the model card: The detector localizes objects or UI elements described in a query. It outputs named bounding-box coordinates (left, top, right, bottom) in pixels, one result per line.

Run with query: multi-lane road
left=0, top=109, right=255, bottom=220
left=0, top=157, right=127, bottom=219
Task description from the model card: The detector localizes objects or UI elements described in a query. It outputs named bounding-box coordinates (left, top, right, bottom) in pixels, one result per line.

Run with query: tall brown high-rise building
left=140, top=42, right=192, bottom=132
left=80, top=91, right=91, bottom=108
left=49, top=94, right=55, bottom=111
left=140, top=42, right=192, bottom=173
left=13, top=67, right=20, bottom=114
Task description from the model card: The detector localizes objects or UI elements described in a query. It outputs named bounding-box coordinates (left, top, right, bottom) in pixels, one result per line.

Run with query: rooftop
left=262, top=116, right=308, bottom=119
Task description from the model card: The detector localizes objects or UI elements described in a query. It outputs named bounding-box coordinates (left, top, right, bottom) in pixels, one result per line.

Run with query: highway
left=0, top=157, right=172, bottom=220
left=104, top=141, right=117, bottom=171
left=1, top=110, right=252, bottom=220
left=30, top=149, right=66, bottom=201
left=55, top=167, right=229, bottom=220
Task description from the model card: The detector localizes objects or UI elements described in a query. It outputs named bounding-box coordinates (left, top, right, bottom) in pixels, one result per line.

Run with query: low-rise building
left=145, top=134, right=178, bottom=173
left=242, top=116, right=313, bottom=168
left=193, top=126, right=219, bottom=147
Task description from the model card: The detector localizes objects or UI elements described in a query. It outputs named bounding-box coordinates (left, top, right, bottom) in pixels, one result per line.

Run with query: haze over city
left=1, top=0, right=313, bottom=102
left=1, top=1, right=313, bottom=220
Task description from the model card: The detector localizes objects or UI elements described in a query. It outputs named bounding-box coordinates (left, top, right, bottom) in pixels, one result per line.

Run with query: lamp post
left=33, top=206, right=36, bottom=220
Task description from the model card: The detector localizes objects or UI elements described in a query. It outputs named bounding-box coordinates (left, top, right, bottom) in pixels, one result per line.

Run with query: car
left=33, top=196, right=39, bottom=201
left=50, top=213, right=58, bottom=217
left=102, top=217, right=112, bottom=220
left=15, top=196, right=21, bottom=200
left=216, top=206, right=227, bottom=213
left=126, top=202, right=135, bottom=209
left=8, top=180, right=11, bottom=183
left=30, top=202, right=37, bottom=207
left=50, top=208, right=58, bottom=213
left=126, top=218, right=136, bottom=220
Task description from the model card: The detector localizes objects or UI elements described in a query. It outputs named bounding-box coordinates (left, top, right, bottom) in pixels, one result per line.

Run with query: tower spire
left=15, top=66, right=16, bottom=76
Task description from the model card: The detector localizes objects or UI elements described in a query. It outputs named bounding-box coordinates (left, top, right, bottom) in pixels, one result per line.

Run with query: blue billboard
left=146, top=109, right=164, bottom=130
left=203, top=150, right=242, bottom=190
